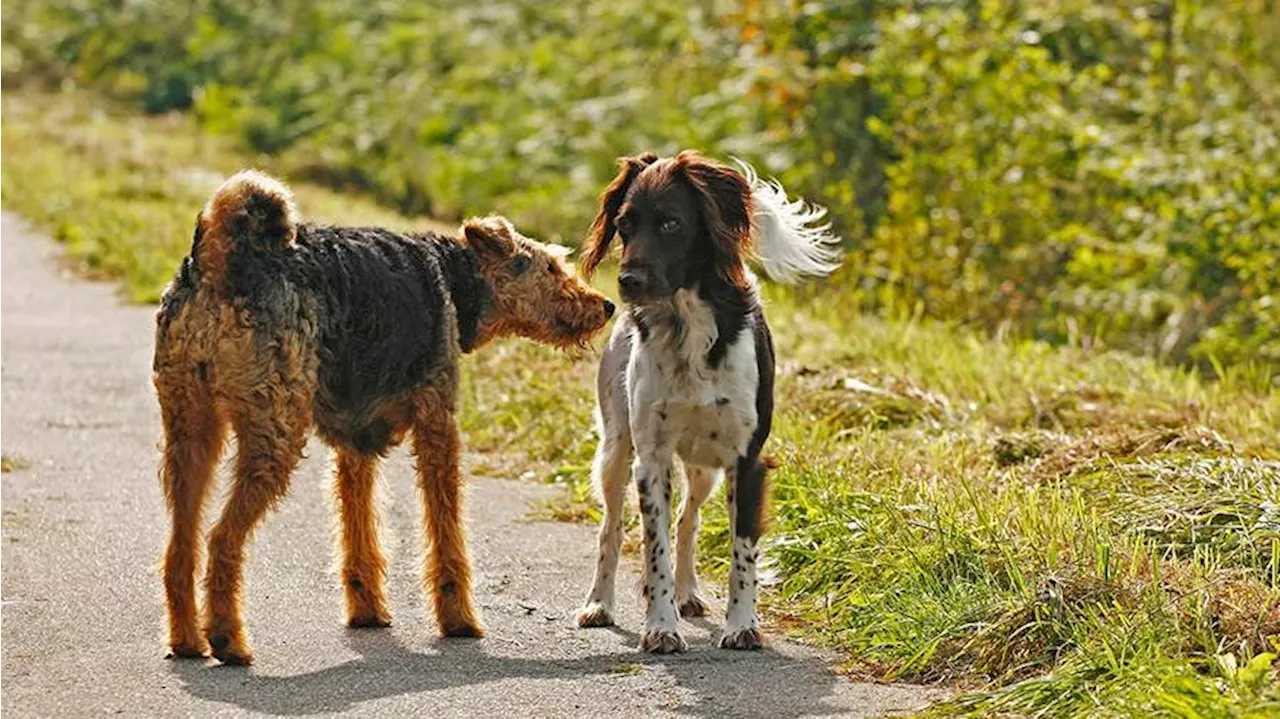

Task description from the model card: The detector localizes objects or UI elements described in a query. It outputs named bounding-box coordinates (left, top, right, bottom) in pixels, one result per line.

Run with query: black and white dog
left=576, top=151, right=840, bottom=653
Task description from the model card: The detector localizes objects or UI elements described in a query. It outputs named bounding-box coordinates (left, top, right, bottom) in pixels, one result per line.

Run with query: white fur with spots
left=577, top=287, right=764, bottom=653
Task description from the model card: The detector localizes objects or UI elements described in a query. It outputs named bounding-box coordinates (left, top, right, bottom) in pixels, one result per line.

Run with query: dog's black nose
left=603, top=299, right=616, bottom=318
left=618, top=271, right=645, bottom=297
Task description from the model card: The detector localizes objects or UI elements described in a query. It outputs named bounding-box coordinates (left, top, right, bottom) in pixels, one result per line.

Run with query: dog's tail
left=194, top=170, right=298, bottom=286
left=734, top=160, right=842, bottom=284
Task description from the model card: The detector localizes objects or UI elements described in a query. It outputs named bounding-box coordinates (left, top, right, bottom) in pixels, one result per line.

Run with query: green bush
left=3, top=0, right=1277, bottom=372
left=850, top=2, right=1279, bottom=370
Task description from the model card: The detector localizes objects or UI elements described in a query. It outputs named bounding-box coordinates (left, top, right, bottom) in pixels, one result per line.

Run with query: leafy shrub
left=3, top=0, right=1277, bottom=372
left=865, top=2, right=1279, bottom=370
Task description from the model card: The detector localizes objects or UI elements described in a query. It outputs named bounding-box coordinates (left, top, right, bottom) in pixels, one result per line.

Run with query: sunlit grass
left=455, top=265, right=1280, bottom=717
left=1, top=89, right=434, bottom=303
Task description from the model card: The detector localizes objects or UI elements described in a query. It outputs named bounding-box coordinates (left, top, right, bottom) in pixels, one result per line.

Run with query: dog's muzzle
left=619, top=265, right=670, bottom=303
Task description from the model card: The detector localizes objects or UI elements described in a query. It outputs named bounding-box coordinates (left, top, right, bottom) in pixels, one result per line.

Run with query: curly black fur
left=160, top=224, right=491, bottom=455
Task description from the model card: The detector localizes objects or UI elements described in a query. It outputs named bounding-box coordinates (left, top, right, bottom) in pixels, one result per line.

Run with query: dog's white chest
left=627, top=291, right=759, bottom=467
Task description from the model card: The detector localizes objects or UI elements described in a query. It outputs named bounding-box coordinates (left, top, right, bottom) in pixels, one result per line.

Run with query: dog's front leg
left=632, top=443, right=686, bottom=654
left=719, top=454, right=767, bottom=650
left=412, top=393, right=484, bottom=638
left=577, top=432, right=633, bottom=628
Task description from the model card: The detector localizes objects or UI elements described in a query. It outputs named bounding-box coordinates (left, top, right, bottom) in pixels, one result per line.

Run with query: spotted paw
left=206, top=631, right=254, bottom=666
left=576, top=602, right=615, bottom=628
left=677, top=595, right=711, bottom=618
left=639, top=628, right=688, bottom=654
left=718, top=626, right=763, bottom=650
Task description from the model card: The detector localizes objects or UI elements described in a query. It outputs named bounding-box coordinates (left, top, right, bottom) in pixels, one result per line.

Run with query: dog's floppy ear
left=463, top=216, right=516, bottom=258
left=580, top=152, right=658, bottom=277
left=676, top=151, right=753, bottom=291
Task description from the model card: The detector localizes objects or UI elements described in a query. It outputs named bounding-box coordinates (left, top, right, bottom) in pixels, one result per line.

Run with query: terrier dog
left=575, top=151, right=839, bottom=653
left=154, top=171, right=614, bottom=665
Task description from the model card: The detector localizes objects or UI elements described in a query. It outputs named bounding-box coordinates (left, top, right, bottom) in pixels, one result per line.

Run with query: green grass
left=4, top=87, right=1278, bottom=717
left=1, top=89, right=429, bottom=303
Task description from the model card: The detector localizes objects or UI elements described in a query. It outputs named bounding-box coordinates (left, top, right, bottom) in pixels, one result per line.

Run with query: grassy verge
left=1, top=89, right=425, bottom=302
left=418, top=252, right=1280, bottom=714
left=4, top=87, right=1278, bottom=717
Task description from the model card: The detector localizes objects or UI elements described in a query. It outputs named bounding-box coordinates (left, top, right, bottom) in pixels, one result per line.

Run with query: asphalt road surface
left=1, top=213, right=939, bottom=717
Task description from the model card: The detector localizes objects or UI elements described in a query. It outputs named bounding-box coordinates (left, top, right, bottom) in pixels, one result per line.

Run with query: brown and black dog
left=154, top=171, right=613, bottom=664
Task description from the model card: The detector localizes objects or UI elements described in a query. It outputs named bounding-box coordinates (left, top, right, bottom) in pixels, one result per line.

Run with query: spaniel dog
left=575, top=151, right=840, bottom=653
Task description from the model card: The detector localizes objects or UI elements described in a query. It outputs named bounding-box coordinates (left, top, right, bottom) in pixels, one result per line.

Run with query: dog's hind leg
left=576, top=430, right=633, bottom=628
left=411, top=390, right=483, bottom=638
left=157, top=371, right=226, bottom=659
left=203, top=394, right=310, bottom=665
left=334, top=449, right=391, bottom=628
left=676, top=464, right=718, bottom=618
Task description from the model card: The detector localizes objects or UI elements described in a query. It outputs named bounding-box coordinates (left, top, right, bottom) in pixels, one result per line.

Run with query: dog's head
left=464, top=216, right=614, bottom=349
left=580, top=151, right=753, bottom=304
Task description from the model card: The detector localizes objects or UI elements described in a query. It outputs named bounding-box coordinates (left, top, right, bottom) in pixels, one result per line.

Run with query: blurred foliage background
left=3, top=0, right=1278, bottom=373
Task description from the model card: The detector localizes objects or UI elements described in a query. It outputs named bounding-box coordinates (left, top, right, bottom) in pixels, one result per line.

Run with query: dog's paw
left=164, top=640, right=209, bottom=660
left=639, top=628, right=688, bottom=654
left=206, top=631, right=254, bottom=666
left=677, top=595, right=711, bottom=618
left=576, top=602, right=615, bottom=628
left=718, top=626, right=763, bottom=651
left=441, top=620, right=485, bottom=638
left=435, top=593, right=485, bottom=639
left=347, top=613, right=392, bottom=629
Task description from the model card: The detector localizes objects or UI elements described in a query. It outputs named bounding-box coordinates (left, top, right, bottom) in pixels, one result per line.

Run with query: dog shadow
left=167, top=626, right=861, bottom=717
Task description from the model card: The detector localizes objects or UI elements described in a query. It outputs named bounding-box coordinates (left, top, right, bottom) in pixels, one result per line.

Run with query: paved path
left=1, top=213, right=938, bottom=717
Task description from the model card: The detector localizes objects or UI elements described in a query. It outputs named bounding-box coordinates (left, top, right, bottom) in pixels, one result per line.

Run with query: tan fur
left=411, top=385, right=481, bottom=636
left=464, top=216, right=609, bottom=349
left=196, top=170, right=298, bottom=291
left=156, top=180, right=611, bottom=665
left=335, top=449, right=391, bottom=627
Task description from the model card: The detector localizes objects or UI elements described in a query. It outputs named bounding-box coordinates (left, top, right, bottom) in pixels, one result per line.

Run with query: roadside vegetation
left=0, top=90, right=425, bottom=303
left=3, top=87, right=1277, bottom=717
left=5, top=0, right=1278, bottom=371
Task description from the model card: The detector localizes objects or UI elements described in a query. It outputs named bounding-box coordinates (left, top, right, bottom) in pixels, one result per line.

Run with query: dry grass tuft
left=1030, top=426, right=1234, bottom=479
left=787, top=364, right=954, bottom=430
left=0, top=455, right=31, bottom=473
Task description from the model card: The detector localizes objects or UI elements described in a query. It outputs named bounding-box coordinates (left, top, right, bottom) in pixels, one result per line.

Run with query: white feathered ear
left=733, top=159, right=843, bottom=283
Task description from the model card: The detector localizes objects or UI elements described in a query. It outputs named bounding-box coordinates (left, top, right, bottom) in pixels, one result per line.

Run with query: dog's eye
left=616, top=217, right=633, bottom=237
left=660, top=218, right=681, bottom=234
left=512, top=255, right=531, bottom=274
left=546, top=261, right=557, bottom=274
